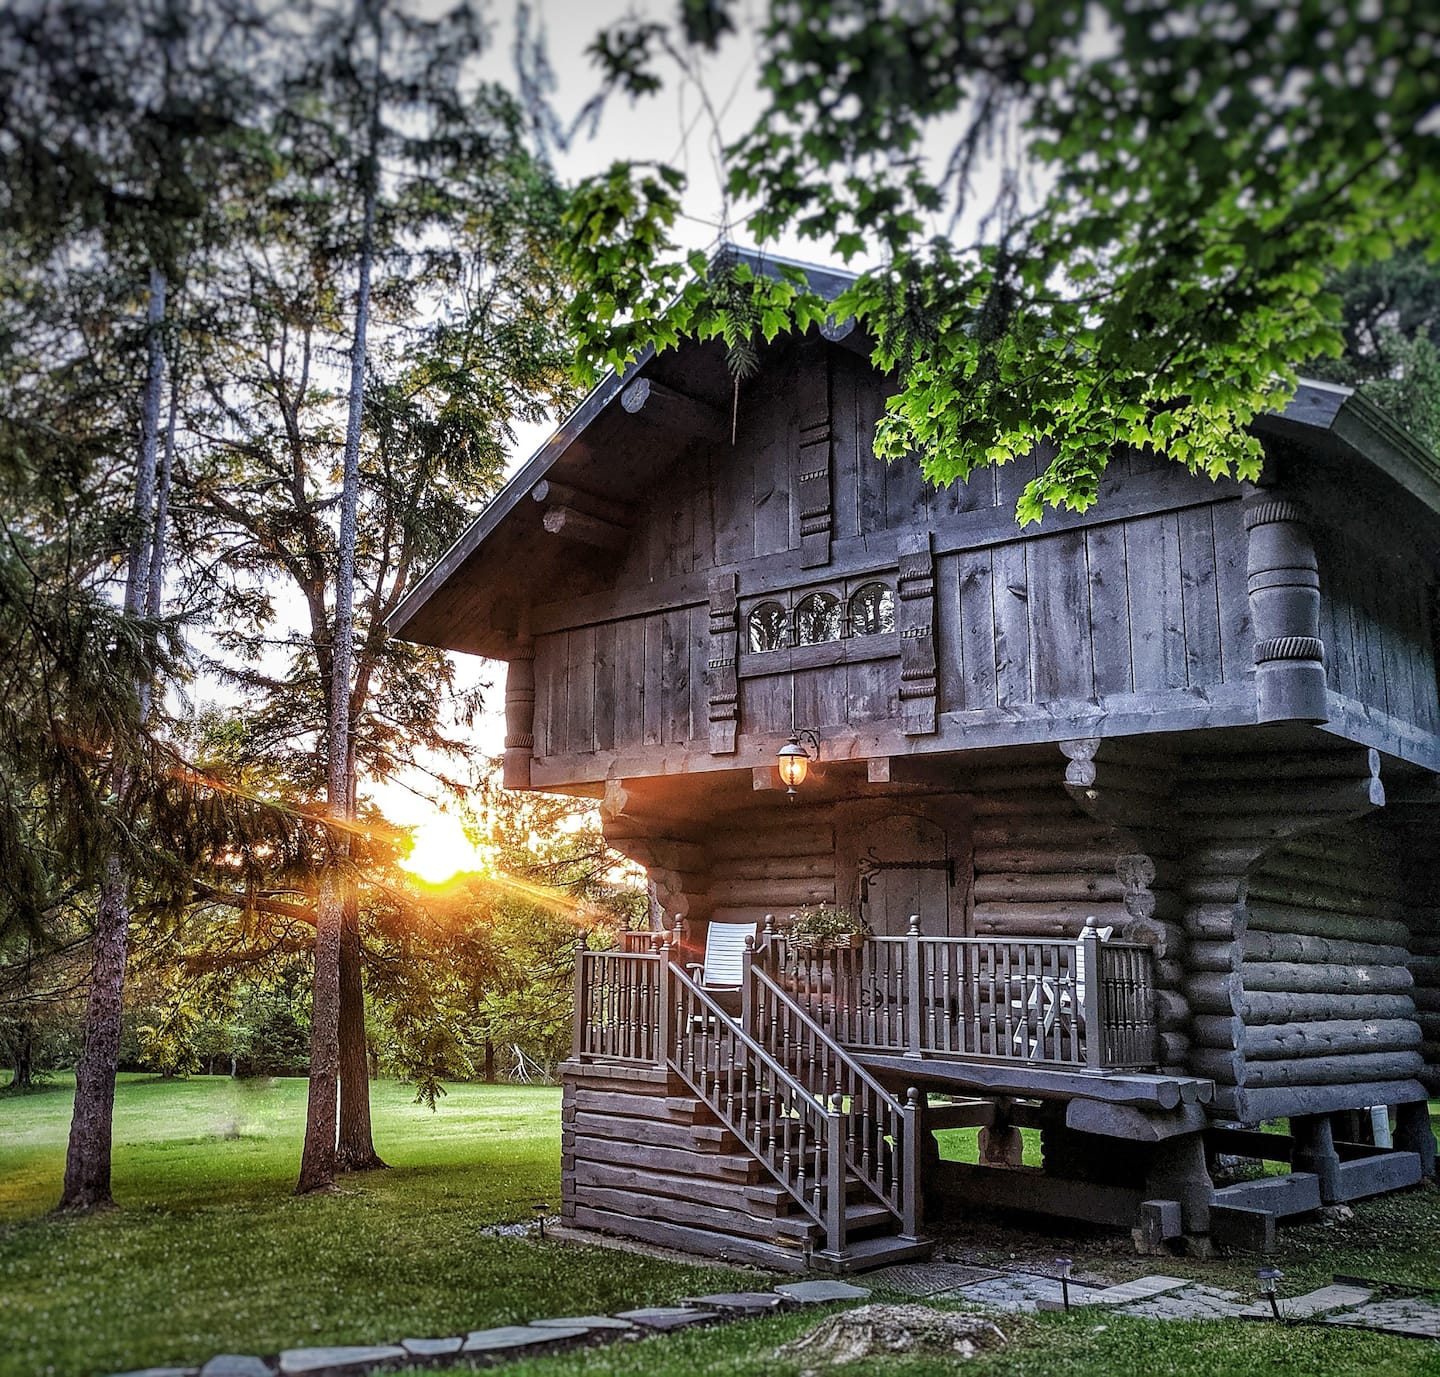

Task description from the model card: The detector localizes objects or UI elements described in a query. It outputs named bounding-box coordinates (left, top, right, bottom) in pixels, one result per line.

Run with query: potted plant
left=787, top=904, right=870, bottom=951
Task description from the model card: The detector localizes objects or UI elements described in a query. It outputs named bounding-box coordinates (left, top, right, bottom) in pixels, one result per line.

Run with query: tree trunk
left=13, top=1026, right=34, bottom=1089
left=58, top=856, right=131, bottom=1209
left=297, top=36, right=379, bottom=1195
left=336, top=885, right=385, bottom=1172
left=483, top=1035, right=496, bottom=1084
left=57, top=265, right=167, bottom=1213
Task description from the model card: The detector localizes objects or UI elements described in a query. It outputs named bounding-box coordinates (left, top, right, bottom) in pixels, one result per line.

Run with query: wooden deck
left=564, top=926, right=1213, bottom=1268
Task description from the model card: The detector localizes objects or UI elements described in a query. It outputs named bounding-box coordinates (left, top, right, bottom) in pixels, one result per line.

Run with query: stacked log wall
left=1395, top=811, right=1440, bottom=1095
left=1182, top=811, right=1424, bottom=1122
left=706, top=817, right=838, bottom=928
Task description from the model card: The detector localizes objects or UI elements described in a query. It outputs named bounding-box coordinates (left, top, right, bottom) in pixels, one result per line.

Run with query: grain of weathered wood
left=593, top=620, right=617, bottom=754
left=566, top=623, right=595, bottom=757
left=1177, top=504, right=1223, bottom=689
left=1126, top=511, right=1187, bottom=691
left=1028, top=530, right=1093, bottom=702
left=991, top=541, right=1031, bottom=706
left=1086, top=523, right=1132, bottom=696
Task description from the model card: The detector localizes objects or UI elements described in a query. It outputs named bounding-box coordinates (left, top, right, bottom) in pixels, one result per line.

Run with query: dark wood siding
left=1317, top=527, right=1440, bottom=742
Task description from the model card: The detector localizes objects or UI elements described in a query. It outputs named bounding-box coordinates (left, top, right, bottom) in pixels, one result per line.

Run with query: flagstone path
left=109, top=1265, right=1440, bottom=1377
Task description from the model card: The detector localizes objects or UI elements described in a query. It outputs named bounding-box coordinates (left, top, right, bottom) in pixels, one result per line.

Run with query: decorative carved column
left=502, top=635, right=536, bottom=788
left=897, top=531, right=938, bottom=734
left=796, top=351, right=833, bottom=568
left=1242, top=484, right=1328, bottom=723
left=707, top=571, right=739, bottom=754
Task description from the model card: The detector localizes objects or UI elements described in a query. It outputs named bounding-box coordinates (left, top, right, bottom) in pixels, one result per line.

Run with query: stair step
left=843, top=1201, right=900, bottom=1234
left=817, top=1232, right=934, bottom=1274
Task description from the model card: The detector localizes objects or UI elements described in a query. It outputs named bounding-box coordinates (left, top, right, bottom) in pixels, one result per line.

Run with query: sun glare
left=399, top=812, right=490, bottom=886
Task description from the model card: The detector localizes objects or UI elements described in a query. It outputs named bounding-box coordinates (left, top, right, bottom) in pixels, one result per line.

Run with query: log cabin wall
left=1185, top=817, right=1426, bottom=1122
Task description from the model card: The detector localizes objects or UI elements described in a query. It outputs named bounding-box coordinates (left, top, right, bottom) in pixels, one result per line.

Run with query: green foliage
left=567, top=0, right=1440, bottom=522
left=1311, top=246, right=1440, bottom=453
left=787, top=903, right=868, bottom=947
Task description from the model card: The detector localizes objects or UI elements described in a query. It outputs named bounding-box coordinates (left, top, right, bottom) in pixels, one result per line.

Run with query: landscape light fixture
left=776, top=729, right=821, bottom=797
left=1257, top=1266, right=1284, bottom=1321
left=1055, top=1257, right=1073, bottom=1311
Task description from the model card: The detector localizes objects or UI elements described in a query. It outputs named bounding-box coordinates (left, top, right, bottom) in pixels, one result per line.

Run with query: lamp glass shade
left=776, top=743, right=810, bottom=788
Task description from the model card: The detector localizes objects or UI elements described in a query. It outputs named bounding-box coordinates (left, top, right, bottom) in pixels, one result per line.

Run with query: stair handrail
left=665, top=959, right=850, bottom=1253
left=744, top=944, right=922, bottom=1239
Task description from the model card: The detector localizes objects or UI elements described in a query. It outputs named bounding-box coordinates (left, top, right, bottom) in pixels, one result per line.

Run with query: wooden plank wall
left=533, top=347, right=1256, bottom=762
left=1316, top=530, right=1440, bottom=740
left=937, top=490, right=1251, bottom=715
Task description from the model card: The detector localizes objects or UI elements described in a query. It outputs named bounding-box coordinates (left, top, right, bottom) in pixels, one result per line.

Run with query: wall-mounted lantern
left=776, top=729, right=821, bottom=797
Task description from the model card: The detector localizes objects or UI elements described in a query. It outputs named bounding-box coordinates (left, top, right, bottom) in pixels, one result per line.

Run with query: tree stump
left=777, top=1305, right=1006, bottom=1367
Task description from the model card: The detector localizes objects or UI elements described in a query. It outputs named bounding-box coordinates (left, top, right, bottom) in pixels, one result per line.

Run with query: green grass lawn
left=0, top=1074, right=752, bottom=1377
left=3, top=1076, right=1439, bottom=1377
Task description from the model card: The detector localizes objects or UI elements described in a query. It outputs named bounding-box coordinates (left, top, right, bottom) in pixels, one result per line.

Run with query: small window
left=747, top=602, right=788, bottom=653
left=795, top=591, right=842, bottom=645
left=850, top=583, right=896, bottom=637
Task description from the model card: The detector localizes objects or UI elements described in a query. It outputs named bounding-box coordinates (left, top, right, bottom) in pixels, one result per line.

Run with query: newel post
left=901, top=1087, right=922, bottom=1239
left=1081, top=918, right=1103, bottom=1072
left=572, top=934, right=589, bottom=1060
left=740, top=935, right=756, bottom=1035
left=656, top=926, right=672, bottom=1067
left=825, top=1091, right=847, bottom=1255
left=904, top=915, right=924, bottom=1058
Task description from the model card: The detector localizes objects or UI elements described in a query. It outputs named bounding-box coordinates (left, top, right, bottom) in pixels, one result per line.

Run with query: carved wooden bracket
left=796, top=352, right=833, bottom=568
left=897, top=531, right=938, bottom=734
left=503, top=637, right=536, bottom=788
left=706, top=571, right=740, bottom=754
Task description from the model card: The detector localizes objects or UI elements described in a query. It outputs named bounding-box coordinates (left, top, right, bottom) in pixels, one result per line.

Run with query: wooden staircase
left=564, top=936, right=932, bottom=1272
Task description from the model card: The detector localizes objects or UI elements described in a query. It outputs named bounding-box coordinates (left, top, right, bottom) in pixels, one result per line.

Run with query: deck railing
left=745, top=956, right=920, bottom=1237
left=762, top=919, right=1158, bottom=1071
left=668, top=960, right=851, bottom=1253
left=571, top=933, right=921, bottom=1254
left=571, top=942, right=665, bottom=1064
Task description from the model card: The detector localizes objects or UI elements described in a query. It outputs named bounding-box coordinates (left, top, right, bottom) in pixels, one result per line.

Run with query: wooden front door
left=836, top=801, right=973, bottom=938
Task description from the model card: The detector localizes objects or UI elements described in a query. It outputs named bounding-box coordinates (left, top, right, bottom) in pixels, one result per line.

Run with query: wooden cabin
left=390, top=250, right=1440, bottom=1269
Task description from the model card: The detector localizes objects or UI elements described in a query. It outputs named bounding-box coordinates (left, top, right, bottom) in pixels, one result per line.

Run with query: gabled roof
left=388, top=251, right=1440, bottom=660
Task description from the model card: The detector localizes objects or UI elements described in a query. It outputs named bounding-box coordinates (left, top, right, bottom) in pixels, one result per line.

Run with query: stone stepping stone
left=200, top=1360, right=273, bottom=1377
left=461, top=1326, right=590, bottom=1354
left=946, top=1274, right=1104, bottom=1313
left=1326, top=1299, right=1440, bottom=1339
left=1239, top=1283, right=1372, bottom=1319
left=613, top=1308, right=719, bottom=1332
left=773, top=1281, right=872, bottom=1304
left=1119, top=1290, right=1247, bottom=1321
left=277, top=1347, right=407, bottom=1376
left=530, top=1316, right=638, bottom=1331
left=866, top=1263, right=1003, bottom=1297
left=1075, top=1275, right=1190, bottom=1306
left=110, top=1369, right=200, bottom=1377
left=679, top=1293, right=784, bottom=1313
left=399, top=1337, right=463, bottom=1357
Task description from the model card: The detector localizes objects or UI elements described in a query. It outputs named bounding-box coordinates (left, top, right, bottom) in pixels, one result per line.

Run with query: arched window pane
left=849, top=582, right=896, bottom=636
left=795, top=592, right=842, bottom=645
left=747, top=602, right=788, bottom=653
